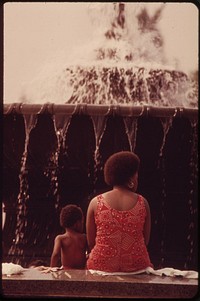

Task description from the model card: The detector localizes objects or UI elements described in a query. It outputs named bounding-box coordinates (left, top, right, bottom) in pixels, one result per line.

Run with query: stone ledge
left=1, top=268, right=198, bottom=299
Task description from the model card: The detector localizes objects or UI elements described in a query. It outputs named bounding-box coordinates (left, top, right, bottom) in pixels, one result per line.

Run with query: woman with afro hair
left=86, top=151, right=153, bottom=272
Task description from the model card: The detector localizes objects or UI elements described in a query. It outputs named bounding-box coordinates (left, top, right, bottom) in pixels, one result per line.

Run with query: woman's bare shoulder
left=88, top=195, right=98, bottom=209
left=140, top=195, right=150, bottom=213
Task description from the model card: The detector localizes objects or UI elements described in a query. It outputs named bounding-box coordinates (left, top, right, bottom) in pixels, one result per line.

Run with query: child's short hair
left=104, top=151, right=140, bottom=186
left=60, top=204, right=83, bottom=228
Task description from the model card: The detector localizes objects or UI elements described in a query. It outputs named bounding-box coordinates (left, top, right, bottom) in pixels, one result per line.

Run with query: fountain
left=11, top=3, right=197, bottom=107
left=3, top=3, right=198, bottom=270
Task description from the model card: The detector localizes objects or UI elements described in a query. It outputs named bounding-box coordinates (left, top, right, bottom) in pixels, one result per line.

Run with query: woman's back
left=86, top=193, right=153, bottom=272
left=102, top=188, right=139, bottom=211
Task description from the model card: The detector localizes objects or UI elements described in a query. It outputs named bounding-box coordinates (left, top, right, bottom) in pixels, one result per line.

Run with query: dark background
left=2, top=112, right=198, bottom=270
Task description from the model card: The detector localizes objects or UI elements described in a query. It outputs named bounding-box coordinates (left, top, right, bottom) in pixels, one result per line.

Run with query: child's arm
left=50, top=236, right=61, bottom=267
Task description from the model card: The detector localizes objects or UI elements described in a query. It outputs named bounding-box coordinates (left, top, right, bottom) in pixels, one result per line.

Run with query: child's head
left=60, top=204, right=84, bottom=231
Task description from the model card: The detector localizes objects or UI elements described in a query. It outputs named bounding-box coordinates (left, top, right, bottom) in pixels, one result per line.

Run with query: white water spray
left=15, top=3, right=198, bottom=108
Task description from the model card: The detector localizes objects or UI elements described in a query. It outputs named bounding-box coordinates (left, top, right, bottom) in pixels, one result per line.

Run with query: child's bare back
left=50, top=204, right=88, bottom=269
left=59, top=230, right=87, bottom=269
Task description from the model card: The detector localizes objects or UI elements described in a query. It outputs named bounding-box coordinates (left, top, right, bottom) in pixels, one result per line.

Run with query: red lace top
left=86, top=194, right=153, bottom=272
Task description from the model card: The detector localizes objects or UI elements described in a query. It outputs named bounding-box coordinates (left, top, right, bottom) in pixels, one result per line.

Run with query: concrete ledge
left=3, top=103, right=198, bottom=119
left=2, top=268, right=198, bottom=299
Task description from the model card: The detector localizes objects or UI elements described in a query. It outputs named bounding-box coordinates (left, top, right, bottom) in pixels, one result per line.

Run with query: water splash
left=16, top=3, right=197, bottom=108
left=87, top=3, right=166, bottom=64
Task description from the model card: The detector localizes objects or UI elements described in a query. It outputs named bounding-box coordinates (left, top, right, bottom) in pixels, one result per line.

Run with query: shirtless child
left=50, top=204, right=87, bottom=269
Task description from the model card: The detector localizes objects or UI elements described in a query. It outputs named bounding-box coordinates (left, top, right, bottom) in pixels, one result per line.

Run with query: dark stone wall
left=2, top=113, right=198, bottom=270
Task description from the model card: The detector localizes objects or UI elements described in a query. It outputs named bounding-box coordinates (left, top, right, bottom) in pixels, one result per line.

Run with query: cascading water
left=91, top=114, right=108, bottom=186
left=3, top=3, right=198, bottom=269
left=8, top=114, right=38, bottom=262
left=17, top=3, right=197, bottom=108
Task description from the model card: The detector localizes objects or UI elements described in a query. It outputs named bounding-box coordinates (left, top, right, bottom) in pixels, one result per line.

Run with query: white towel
left=89, top=266, right=198, bottom=279
left=2, top=262, right=25, bottom=275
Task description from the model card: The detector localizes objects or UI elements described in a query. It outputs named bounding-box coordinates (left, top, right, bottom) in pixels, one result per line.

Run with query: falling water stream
left=8, top=113, right=38, bottom=260
left=184, top=119, right=198, bottom=269
left=91, top=115, right=108, bottom=185
left=52, top=106, right=77, bottom=209
left=157, top=117, right=173, bottom=267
